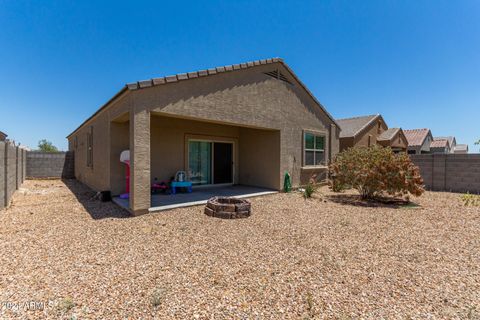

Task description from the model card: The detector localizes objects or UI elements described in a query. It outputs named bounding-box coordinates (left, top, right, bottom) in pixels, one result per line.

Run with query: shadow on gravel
left=62, top=179, right=132, bottom=219
left=326, top=194, right=420, bottom=209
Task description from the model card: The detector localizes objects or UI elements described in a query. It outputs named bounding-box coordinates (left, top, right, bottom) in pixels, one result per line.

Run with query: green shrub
left=329, top=146, right=424, bottom=199
left=303, top=183, right=315, bottom=199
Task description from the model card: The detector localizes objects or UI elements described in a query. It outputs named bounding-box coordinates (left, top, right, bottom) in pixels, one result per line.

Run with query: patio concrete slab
left=112, top=185, right=277, bottom=212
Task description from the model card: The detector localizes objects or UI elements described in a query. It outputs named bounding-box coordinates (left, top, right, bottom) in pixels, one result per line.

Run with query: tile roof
left=435, top=136, right=455, bottom=147
left=454, top=144, right=468, bottom=151
left=430, top=139, right=448, bottom=148
left=67, top=57, right=338, bottom=138
left=336, top=114, right=380, bottom=138
left=403, top=128, right=431, bottom=147
left=378, top=128, right=400, bottom=141
left=127, top=58, right=282, bottom=90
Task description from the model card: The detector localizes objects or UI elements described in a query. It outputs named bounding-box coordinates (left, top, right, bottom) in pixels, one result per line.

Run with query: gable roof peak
left=336, top=114, right=383, bottom=138
left=126, top=57, right=285, bottom=90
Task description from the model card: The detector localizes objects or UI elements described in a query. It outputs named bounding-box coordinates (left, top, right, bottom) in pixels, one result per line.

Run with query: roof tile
left=378, top=128, right=400, bottom=141
left=336, top=115, right=379, bottom=138
left=126, top=83, right=139, bottom=90
left=177, top=73, right=189, bottom=80
left=403, top=129, right=431, bottom=147
left=152, top=77, right=166, bottom=85
left=198, top=70, right=208, bottom=76
left=165, top=75, right=178, bottom=83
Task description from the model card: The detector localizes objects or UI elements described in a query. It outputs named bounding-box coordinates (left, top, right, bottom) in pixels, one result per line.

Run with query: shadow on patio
left=113, top=185, right=277, bottom=212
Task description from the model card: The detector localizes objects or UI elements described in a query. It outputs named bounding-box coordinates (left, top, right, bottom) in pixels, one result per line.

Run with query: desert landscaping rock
left=0, top=179, right=479, bottom=319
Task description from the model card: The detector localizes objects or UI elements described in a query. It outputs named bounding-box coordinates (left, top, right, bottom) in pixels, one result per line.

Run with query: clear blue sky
left=1, top=1, right=479, bottom=151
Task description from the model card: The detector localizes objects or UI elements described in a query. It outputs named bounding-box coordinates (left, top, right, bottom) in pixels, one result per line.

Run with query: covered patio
left=112, top=185, right=277, bottom=212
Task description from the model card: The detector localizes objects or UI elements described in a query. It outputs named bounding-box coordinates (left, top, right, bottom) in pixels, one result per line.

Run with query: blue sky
left=0, top=0, right=479, bottom=151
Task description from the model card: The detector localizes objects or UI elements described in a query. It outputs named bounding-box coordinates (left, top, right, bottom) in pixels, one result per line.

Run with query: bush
left=329, top=146, right=424, bottom=199
left=303, top=183, right=315, bottom=199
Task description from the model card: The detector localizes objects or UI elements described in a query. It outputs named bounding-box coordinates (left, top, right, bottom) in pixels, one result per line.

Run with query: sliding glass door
left=188, top=140, right=233, bottom=186
left=188, top=141, right=212, bottom=185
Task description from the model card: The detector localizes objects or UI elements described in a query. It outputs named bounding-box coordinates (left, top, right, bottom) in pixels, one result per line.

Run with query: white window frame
left=303, top=130, right=327, bottom=167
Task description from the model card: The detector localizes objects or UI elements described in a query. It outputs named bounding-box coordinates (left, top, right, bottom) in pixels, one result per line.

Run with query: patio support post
left=129, top=108, right=151, bottom=215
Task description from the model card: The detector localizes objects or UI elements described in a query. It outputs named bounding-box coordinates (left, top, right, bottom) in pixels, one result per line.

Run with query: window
left=368, top=135, right=372, bottom=147
left=87, top=127, right=93, bottom=168
left=304, top=132, right=325, bottom=166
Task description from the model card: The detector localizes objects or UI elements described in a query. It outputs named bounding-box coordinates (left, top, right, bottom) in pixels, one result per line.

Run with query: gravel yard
left=1, top=179, right=479, bottom=319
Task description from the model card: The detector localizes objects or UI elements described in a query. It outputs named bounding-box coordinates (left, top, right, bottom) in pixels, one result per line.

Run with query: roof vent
left=264, top=69, right=293, bottom=85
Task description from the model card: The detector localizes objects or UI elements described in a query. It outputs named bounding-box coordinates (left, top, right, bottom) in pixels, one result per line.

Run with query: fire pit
left=204, top=197, right=251, bottom=219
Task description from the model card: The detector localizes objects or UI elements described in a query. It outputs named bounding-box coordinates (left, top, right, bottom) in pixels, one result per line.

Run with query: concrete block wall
left=26, top=151, right=75, bottom=179
left=0, top=141, right=27, bottom=209
left=410, top=154, right=480, bottom=193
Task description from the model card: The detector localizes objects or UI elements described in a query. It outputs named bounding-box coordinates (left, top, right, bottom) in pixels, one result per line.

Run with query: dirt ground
left=0, top=179, right=479, bottom=319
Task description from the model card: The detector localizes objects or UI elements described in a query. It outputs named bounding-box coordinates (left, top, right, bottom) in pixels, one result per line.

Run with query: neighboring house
left=0, top=131, right=7, bottom=141
left=454, top=144, right=469, bottom=154
left=67, top=58, right=341, bottom=215
left=430, top=138, right=451, bottom=154
left=404, top=128, right=434, bottom=154
left=336, top=114, right=408, bottom=152
left=434, top=136, right=456, bottom=153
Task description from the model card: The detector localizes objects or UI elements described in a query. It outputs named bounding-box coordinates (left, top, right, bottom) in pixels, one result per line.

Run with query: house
left=432, top=136, right=456, bottom=154
left=430, top=138, right=451, bottom=154
left=404, top=128, right=434, bottom=154
left=0, top=131, right=7, bottom=141
left=454, top=144, right=469, bottom=154
left=336, top=114, right=408, bottom=152
left=67, top=58, right=341, bottom=215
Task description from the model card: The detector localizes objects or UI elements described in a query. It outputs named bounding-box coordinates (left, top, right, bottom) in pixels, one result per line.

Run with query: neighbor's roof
left=435, top=136, right=456, bottom=147
left=403, top=128, right=432, bottom=147
left=378, top=128, right=401, bottom=141
left=455, top=144, right=469, bottom=152
left=430, top=139, right=449, bottom=149
left=67, top=57, right=339, bottom=138
left=336, top=114, right=381, bottom=138
left=0, top=130, right=7, bottom=137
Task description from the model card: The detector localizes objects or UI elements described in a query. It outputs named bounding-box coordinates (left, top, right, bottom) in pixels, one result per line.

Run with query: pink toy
left=120, top=150, right=130, bottom=199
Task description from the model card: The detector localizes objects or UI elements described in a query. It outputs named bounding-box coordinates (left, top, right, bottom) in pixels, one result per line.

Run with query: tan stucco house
left=67, top=58, right=340, bottom=215
left=404, top=128, right=434, bottom=154
left=336, top=114, right=408, bottom=152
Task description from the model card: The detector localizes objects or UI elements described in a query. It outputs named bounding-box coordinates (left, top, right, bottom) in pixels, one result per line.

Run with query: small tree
left=38, top=139, right=58, bottom=152
left=329, top=146, right=424, bottom=199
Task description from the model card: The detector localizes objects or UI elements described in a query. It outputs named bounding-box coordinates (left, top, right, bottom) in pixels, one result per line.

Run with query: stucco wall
left=355, top=119, right=387, bottom=148
left=68, top=93, right=133, bottom=191
left=135, top=63, right=338, bottom=188
left=150, top=115, right=241, bottom=187
left=238, top=127, right=280, bottom=189
left=109, top=121, right=129, bottom=196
